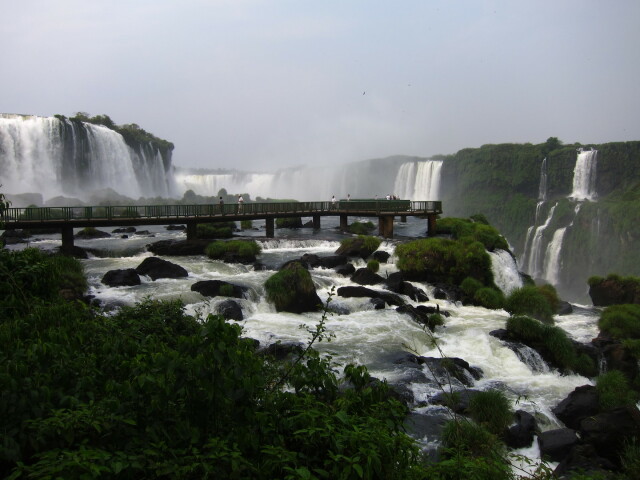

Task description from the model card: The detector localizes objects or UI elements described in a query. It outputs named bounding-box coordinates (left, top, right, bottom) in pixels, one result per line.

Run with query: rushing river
left=5, top=217, right=601, bottom=466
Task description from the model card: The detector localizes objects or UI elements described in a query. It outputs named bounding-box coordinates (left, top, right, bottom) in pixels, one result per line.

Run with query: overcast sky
left=3, top=0, right=639, bottom=171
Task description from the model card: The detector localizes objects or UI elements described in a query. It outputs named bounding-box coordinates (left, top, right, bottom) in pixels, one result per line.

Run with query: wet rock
left=75, top=228, right=111, bottom=239
left=147, top=239, right=210, bottom=255
left=112, top=226, right=137, bottom=234
left=505, top=410, right=538, bottom=448
left=589, top=276, right=640, bottom=306
left=351, top=267, right=384, bottom=285
left=216, top=299, right=243, bottom=321
left=385, top=272, right=429, bottom=302
left=1, top=229, right=31, bottom=244
left=335, top=263, right=355, bottom=276
left=372, top=250, right=390, bottom=263
left=337, top=286, right=404, bottom=307
left=430, top=389, right=483, bottom=413
left=579, top=407, right=640, bottom=466
left=135, top=256, right=188, bottom=280
left=538, top=428, right=579, bottom=462
left=554, top=444, right=617, bottom=479
left=317, top=255, right=349, bottom=268
left=259, top=341, right=304, bottom=361
left=166, top=224, right=186, bottom=231
left=191, top=280, right=248, bottom=299
left=552, top=385, right=600, bottom=430
left=102, top=268, right=141, bottom=287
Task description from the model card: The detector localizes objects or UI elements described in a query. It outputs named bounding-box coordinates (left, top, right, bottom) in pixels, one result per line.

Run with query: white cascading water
left=521, top=150, right=598, bottom=286
left=525, top=203, right=557, bottom=279
left=393, top=160, right=443, bottom=200
left=490, top=249, right=524, bottom=295
left=0, top=114, right=177, bottom=202
left=570, top=149, right=598, bottom=201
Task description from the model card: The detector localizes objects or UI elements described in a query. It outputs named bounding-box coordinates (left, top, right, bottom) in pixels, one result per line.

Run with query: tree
left=542, top=136, right=563, bottom=155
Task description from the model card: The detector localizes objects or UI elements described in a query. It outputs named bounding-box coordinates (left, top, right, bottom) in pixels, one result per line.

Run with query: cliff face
left=439, top=140, right=640, bottom=301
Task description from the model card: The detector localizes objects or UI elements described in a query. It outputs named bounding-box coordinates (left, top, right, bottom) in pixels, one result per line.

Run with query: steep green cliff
left=439, top=139, right=640, bottom=301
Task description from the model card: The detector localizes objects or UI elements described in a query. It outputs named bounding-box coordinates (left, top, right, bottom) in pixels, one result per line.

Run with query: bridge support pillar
left=427, top=214, right=437, bottom=237
left=340, top=214, right=348, bottom=232
left=266, top=217, right=275, bottom=238
left=60, top=226, right=75, bottom=254
left=378, top=215, right=394, bottom=239
left=312, top=214, right=321, bottom=230
left=400, top=215, right=407, bottom=223
left=186, top=222, right=197, bottom=241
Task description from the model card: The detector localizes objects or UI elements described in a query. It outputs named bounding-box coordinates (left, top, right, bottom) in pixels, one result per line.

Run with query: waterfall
left=392, top=159, right=443, bottom=200
left=538, top=157, right=548, bottom=201
left=570, top=148, right=598, bottom=200
left=525, top=203, right=557, bottom=279
left=490, top=249, right=524, bottom=295
left=542, top=227, right=567, bottom=285
left=0, top=114, right=176, bottom=203
left=513, top=345, right=550, bottom=373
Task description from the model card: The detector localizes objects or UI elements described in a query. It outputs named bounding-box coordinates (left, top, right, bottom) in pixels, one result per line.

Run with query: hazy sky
left=3, top=1, right=639, bottom=171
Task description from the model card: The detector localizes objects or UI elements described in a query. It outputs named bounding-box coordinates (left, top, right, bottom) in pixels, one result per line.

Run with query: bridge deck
left=2, top=200, right=442, bottom=228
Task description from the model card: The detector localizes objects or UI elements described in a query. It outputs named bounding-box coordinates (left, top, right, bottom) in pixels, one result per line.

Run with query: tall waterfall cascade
left=393, top=160, right=443, bottom=200
left=570, top=148, right=598, bottom=200
left=520, top=150, right=598, bottom=286
left=0, top=114, right=177, bottom=203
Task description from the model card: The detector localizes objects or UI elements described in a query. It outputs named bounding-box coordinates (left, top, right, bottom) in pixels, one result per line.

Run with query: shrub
left=427, top=313, right=445, bottom=330
left=461, top=277, right=483, bottom=298
left=205, top=240, right=261, bottom=263
left=197, top=221, right=235, bottom=239
left=596, top=370, right=638, bottom=409
left=468, top=390, right=513, bottom=435
left=265, top=262, right=316, bottom=311
left=276, top=217, right=302, bottom=228
left=396, top=237, right=494, bottom=286
left=349, top=221, right=375, bottom=235
left=598, top=304, right=640, bottom=341
left=474, top=287, right=505, bottom=310
left=537, top=283, right=561, bottom=313
left=435, top=217, right=509, bottom=251
left=622, top=438, right=640, bottom=480
left=505, top=286, right=554, bottom=323
left=367, top=259, right=380, bottom=273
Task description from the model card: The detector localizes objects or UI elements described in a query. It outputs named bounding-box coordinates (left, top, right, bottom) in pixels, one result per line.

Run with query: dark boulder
left=191, top=280, right=248, bottom=298
left=552, top=385, right=600, bottom=430
left=147, top=239, right=210, bottom=255
left=403, top=409, right=452, bottom=461
left=335, top=263, right=356, bottom=276
left=335, top=237, right=377, bottom=259
left=505, top=410, right=538, bottom=449
left=166, top=224, right=186, bottom=231
left=112, top=226, right=137, bottom=234
left=75, top=228, right=111, bottom=239
left=337, top=286, right=404, bottom=307
left=266, top=261, right=322, bottom=313
left=135, top=256, right=188, bottom=280
left=1, top=229, right=31, bottom=244
left=396, top=305, right=442, bottom=331
left=554, top=444, right=617, bottom=479
left=385, top=272, right=429, bottom=302
left=370, top=298, right=386, bottom=309
left=351, top=267, right=384, bottom=286
left=102, top=268, right=141, bottom=287
left=372, top=250, right=390, bottom=263
left=215, top=299, right=243, bottom=321
left=592, top=332, right=640, bottom=382
left=317, top=255, right=349, bottom=268
left=430, top=388, right=483, bottom=413
left=579, top=407, right=640, bottom=466
left=259, top=341, right=305, bottom=361
left=394, top=353, right=482, bottom=389
left=556, top=300, right=573, bottom=315
left=538, top=428, right=579, bottom=462
left=299, top=253, right=320, bottom=268
left=589, top=276, right=640, bottom=306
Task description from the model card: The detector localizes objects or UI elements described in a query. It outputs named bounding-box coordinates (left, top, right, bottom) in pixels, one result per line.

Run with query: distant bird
left=362, top=91, right=366, bottom=95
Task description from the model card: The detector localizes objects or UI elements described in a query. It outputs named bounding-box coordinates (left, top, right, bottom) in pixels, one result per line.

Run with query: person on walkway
left=331, top=195, right=336, bottom=209
left=219, top=196, right=225, bottom=215
left=238, top=194, right=244, bottom=213
left=347, top=193, right=351, bottom=201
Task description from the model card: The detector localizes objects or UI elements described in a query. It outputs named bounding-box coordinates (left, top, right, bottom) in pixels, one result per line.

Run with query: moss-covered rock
left=265, top=261, right=321, bottom=313
left=335, top=235, right=382, bottom=259
left=589, top=274, right=640, bottom=306
left=205, top=239, right=261, bottom=264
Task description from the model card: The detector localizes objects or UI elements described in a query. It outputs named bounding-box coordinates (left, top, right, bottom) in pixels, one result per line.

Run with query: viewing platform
left=2, top=199, right=443, bottom=252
